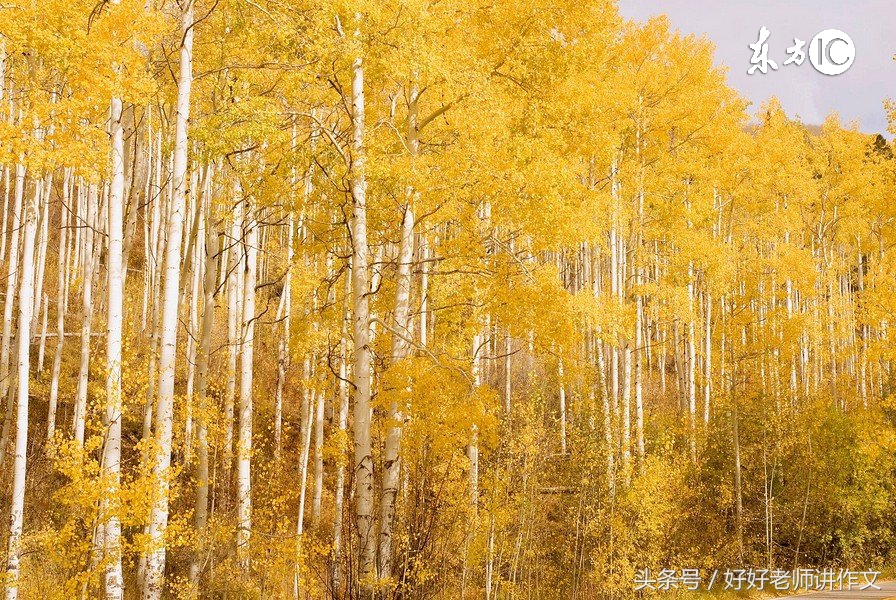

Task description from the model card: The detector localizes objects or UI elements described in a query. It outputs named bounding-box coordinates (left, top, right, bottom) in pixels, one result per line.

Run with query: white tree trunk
left=142, top=1, right=192, bottom=596
left=224, top=194, right=243, bottom=481
left=32, top=173, right=51, bottom=340
left=73, top=183, right=98, bottom=446
left=379, top=199, right=414, bottom=581
left=237, top=200, right=257, bottom=570
left=274, top=209, right=294, bottom=458
left=0, top=164, right=24, bottom=429
left=470, top=333, right=481, bottom=507
left=312, top=382, right=325, bottom=527
left=635, top=292, right=645, bottom=460
left=331, top=260, right=351, bottom=597
left=293, top=381, right=316, bottom=598
left=189, top=202, right=218, bottom=589
left=559, top=358, right=567, bottom=454
left=704, top=292, right=712, bottom=426
left=0, top=164, right=10, bottom=265
left=4, top=159, right=38, bottom=600
left=102, top=94, right=126, bottom=600
left=349, top=26, right=377, bottom=593
left=47, top=169, right=71, bottom=441
left=687, top=263, right=697, bottom=464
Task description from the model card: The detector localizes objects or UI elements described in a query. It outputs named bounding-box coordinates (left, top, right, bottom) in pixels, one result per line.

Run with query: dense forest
left=1, top=0, right=896, bottom=598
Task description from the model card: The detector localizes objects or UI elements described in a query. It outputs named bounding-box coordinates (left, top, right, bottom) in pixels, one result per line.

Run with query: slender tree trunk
left=32, top=173, right=51, bottom=341
left=311, top=377, right=325, bottom=527
left=102, top=94, right=126, bottom=600
left=635, top=293, right=645, bottom=461
left=0, top=164, right=24, bottom=443
left=687, top=264, right=697, bottom=464
left=47, top=169, right=70, bottom=442
left=504, top=331, right=512, bottom=415
left=331, top=260, right=351, bottom=597
left=379, top=199, right=414, bottom=582
left=733, top=405, right=743, bottom=562
left=237, top=200, right=257, bottom=570
left=73, top=183, right=98, bottom=446
left=0, top=164, right=9, bottom=266
left=349, top=26, right=377, bottom=595
left=704, top=292, right=712, bottom=426
left=189, top=200, right=218, bottom=590
left=224, top=193, right=243, bottom=485
left=293, top=382, right=316, bottom=598
left=559, top=357, right=567, bottom=454
left=4, top=158, right=37, bottom=600
left=595, top=329, right=614, bottom=497
left=622, top=340, right=631, bottom=476
left=142, top=2, right=192, bottom=596
left=470, top=333, right=481, bottom=507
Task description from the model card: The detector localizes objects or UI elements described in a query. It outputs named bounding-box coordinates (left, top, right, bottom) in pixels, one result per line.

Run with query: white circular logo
left=808, top=29, right=855, bottom=75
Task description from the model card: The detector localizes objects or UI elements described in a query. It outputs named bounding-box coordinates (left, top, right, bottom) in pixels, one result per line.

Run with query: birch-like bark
left=47, top=169, right=71, bottom=441
left=189, top=202, right=218, bottom=589
left=621, top=340, right=632, bottom=475
left=32, top=172, right=51, bottom=338
left=0, top=164, right=24, bottom=428
left=143, top=141, right=166, bottom=444
left=559, top=358, right=567, bottom=454
left=183, top=168, right=207, bottom=464
left=470, top=333, right=481, bottom=507
left=379, top=197, right=414, bottom=582
left=293, top=380, right=315, bottom=598
left=734, top=405, right=744, bottom=562
left=635, top=292, right=645, bottom=460
left=420, top=236, right=429, bottom=347
left=595, top=330, right=615, bottom=497
left=349, top=22, right=377, bottom=593
left=331, top=259, right=351, bottom=597
left=102, top=94, right=126, bottom=600
left=0, top=164, right=9, bottom=266
left=687, top=263, right=697, bottom=464
left=504, top=331, right=512, bottom=415
left=237, top=201, right=257, bottom=570
left=224, top=194, right=243, bottom=482
left=73, top=182, right=98, bottom=447
left=274, top=209, right=293, bottom=457
left=311, top=381, right=325, bottom=526
left=36, top=293, right=47, bottom=372
left=704, top=292, right=712, bottom=426
left=142, top=1, right=192, bottom=596
left=4, top=157, right=37, bottom=600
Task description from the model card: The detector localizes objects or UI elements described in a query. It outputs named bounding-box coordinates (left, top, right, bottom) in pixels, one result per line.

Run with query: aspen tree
left=73, top=182, right=98, bottom=447
left=102, top=91, right=126, bottom=600
left=5, top=153, right=38, bottom=600
left=0, top=164, right=24, bottom=432
left=237, top=195, right=257, bottom=570
left=47, top=169, right=71, bottom=441
left=331, top=258, right=351, bottom=597
left=189, top=193, right=218, bottom=589
left=379, top=161, right=416, bottom=582
left=348, top=12, right=377, bottom=592
left=142, top=1, right=193, bottom=595
left=224, top=193, right=243, bottom=480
